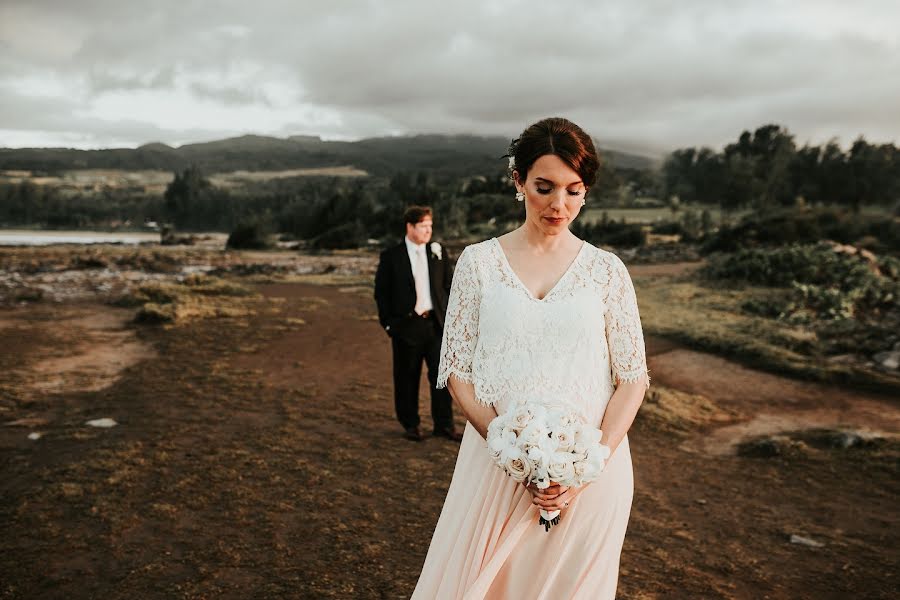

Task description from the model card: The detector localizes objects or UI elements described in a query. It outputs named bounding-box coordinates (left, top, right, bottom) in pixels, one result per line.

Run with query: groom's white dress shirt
left=405, top=236, right=434, bottom=315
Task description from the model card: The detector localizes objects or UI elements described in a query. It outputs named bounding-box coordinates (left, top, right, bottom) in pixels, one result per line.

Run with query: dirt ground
left=1, top=256, right=898, bottom=599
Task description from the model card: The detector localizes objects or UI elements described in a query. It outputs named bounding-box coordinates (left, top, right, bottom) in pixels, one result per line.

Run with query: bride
left=411, top=117, right=650, bottom=599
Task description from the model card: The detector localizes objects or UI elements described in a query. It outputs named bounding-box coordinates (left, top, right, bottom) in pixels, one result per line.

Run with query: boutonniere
left=430, top=242, right=442, bottom=260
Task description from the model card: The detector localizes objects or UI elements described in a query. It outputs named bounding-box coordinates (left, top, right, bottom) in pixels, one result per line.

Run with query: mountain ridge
left=0, top=133, right=658, bottom=175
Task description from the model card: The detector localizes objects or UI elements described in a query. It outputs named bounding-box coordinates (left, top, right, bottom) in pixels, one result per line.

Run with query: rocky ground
left=0, top=244, right=898, bottom=599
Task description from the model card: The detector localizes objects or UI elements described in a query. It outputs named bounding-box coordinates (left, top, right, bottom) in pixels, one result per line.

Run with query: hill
left=0, top=134, right=657, bottom=176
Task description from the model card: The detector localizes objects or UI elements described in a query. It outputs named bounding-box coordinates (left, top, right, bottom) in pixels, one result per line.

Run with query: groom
left=374, top=206, right=462, bottom=443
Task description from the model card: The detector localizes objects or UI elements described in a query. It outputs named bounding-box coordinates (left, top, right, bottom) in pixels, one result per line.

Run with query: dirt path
left=1, top=281, right=897, bottom=599
left=646, top=341, right=900, bottom=455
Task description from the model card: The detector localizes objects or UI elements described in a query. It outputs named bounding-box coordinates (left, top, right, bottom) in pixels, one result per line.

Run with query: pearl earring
left=515, top=191, right=525, bottom=202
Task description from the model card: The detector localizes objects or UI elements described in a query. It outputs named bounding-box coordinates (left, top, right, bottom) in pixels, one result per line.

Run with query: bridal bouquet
left=486, top=401, right=611, bottom=531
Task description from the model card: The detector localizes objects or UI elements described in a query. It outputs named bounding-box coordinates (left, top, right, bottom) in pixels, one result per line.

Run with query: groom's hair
left=403, top=205, right=433, bottom=225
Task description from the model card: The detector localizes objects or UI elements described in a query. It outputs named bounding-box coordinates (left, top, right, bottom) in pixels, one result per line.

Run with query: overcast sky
left=1, top=0, right=898, bottom=155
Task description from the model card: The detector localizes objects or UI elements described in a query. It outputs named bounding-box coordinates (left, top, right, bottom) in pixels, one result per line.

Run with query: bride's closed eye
left=535, top=186, right=583, bottom=196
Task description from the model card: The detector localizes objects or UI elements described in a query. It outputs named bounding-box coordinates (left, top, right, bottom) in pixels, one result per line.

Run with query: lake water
left=0, top=230, right=160, bottom=246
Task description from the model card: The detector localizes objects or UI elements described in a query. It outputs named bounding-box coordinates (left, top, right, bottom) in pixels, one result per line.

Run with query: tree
left=163, top=166, right=215, bottom=228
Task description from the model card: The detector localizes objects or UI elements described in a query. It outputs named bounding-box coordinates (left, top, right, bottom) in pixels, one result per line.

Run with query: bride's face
left=514, top=154, right=586, bottom=235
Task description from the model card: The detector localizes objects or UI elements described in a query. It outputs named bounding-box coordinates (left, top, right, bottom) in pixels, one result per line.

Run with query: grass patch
left=246, top=273, right=374, bottom=287
left=634, top=275, right=900, bottom=393
left=124, top=274, right=260, bottom=325
left=638, top=385, right=737, bottom=435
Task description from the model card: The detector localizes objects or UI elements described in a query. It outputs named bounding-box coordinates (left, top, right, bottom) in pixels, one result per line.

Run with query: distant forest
left=662, top=124, right=900, bottom=212
left=0, top=126, right=897, bottom=248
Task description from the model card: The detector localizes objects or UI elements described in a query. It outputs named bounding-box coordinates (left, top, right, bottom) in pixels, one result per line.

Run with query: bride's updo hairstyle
left=508, top=117, right=600, bottom=189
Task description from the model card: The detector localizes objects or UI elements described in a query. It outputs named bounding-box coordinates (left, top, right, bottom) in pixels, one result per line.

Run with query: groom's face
left=406, top=217, right=433, bottom=245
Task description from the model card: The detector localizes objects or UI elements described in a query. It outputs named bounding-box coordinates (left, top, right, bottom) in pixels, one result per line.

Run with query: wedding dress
left=411, top=237, right=650, bottom=600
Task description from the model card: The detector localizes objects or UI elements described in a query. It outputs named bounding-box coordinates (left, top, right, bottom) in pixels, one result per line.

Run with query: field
left=579, top=205, right=744, bottom=225
left=0, top=167, right=368, bottom=196
left=1, top=244, right=897, bottom=599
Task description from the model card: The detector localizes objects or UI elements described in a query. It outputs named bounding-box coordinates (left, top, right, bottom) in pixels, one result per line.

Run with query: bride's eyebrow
left=534, top=176, right=584, bottom=187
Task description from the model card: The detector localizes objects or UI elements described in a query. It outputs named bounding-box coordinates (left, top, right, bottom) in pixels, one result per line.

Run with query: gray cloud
left=0, top=0, right=898, bottom=153
left=189, top=82, right=271, bottom=107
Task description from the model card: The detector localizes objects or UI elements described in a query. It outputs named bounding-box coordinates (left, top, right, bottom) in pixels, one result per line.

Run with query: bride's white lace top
left=437, top=238, right=650, bottom=423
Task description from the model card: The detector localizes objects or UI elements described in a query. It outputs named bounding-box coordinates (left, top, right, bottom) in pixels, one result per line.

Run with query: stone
left=790, top=534, right=824, bottom=548
left=27, top=432, right=42, bottom=440
left=737, top=437, right=782, bottom=458
left=85, top=418, right=118, bottom=428
left=4, top=417, right=48, bottom=427
left=828, top=431, right=864, bottom=449
left=873, top=351, right=900, bottom=370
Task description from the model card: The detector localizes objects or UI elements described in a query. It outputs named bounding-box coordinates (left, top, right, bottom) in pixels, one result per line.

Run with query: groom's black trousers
left=390, top=313, right=454, bottom=431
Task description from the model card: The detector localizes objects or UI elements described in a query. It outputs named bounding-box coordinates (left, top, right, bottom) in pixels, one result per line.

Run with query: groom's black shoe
left=403, top=427, right=425, bottom=442
left=433, top=427, right=463, bottom=442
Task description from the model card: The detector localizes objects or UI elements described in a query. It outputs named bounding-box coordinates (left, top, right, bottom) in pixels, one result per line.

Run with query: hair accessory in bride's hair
left=502, top=137, right=519, bottom=181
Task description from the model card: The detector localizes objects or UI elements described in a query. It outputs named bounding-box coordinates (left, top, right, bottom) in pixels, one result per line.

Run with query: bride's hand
left=524, top=481, right=584, bottom=511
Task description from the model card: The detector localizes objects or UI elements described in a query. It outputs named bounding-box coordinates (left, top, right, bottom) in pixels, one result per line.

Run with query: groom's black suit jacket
left=374, top=241, right=452, bottom=337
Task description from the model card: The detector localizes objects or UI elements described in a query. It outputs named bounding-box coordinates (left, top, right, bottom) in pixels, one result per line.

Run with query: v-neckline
left=491, top=237, right=586, bottom=302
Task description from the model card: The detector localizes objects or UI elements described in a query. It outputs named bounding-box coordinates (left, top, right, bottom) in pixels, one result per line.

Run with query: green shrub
left=311, top=220, right=368, bottom=250
left=702, top=207, right=900, bottom=254
left=571, top=219, right=646, bottom=248
left=703, top=242, right=899, bottom=322
left=226, top=221, right=272, bottom=250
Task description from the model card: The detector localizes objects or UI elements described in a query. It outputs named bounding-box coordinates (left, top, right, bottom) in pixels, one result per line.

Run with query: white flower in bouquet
left=572, top=460, right=588, bottom=486
left=504, top=456, right=532, bottom=482
left=526, top=447, right=551, bottom=489
left=551, top=425, right=576, bottom=452
left=585, top=443, right=611, bottom=476
left=572, top=424, right=601, bottom=454
left=547, top=451, right=577, bottom=482
left=509, top=404, right=535, bottom=432
left=488, top=427, right=520, bottom=463
left=519, top=420, right=549, bottom=446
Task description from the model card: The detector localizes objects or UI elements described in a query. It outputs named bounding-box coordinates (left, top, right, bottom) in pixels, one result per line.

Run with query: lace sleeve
left=437, top=245, right=481, bottom=389
left=605, top=255, right=651, bottom=389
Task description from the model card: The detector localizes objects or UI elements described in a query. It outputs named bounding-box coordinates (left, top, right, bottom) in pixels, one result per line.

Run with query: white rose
left=537, top=430, right=560, bottom=454
left=509, top=405, right=533, bottom=432
left=430, top=242, right=442, bottom=260
left=505, top=456, right=532, bottom=482
left=552, top=426, right=576, bottom=452
left=520, top=415, right=550, bottom=443
left=547, top=452, right=576, bottom=482
left=571, top=461, right=589, bottom=486
left=573, top=460, right=587, bottom=478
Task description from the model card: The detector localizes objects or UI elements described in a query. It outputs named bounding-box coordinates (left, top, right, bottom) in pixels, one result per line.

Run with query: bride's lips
left=544, top=216, right=566, bottom=225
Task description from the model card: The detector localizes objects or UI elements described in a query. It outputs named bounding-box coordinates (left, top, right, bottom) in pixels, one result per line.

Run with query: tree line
left=662, top=124, right=900, bottom=211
